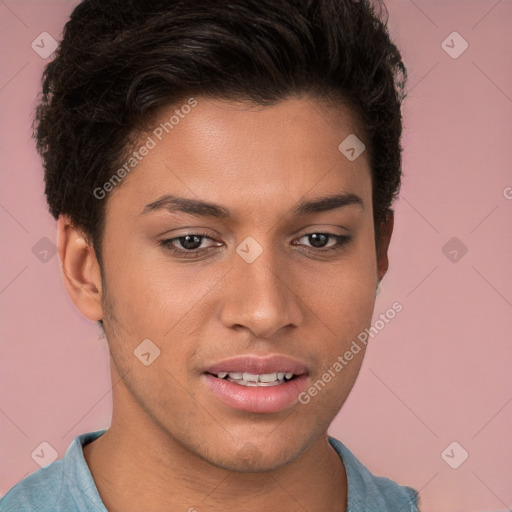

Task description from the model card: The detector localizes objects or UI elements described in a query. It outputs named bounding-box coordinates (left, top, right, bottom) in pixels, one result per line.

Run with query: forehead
left=106, top=96, right=372, bottom=221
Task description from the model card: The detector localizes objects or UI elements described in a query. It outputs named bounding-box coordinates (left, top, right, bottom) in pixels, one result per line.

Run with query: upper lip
left=204, top=355, right=309, bottom=375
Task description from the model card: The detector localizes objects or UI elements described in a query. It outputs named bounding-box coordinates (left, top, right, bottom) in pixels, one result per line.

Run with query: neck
left=84, top=421, right=347, bottom=512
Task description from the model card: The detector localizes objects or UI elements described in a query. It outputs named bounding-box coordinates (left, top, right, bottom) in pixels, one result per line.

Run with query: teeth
left=258, top=373, right=278, bottom=382
left=234, top=380, right=281, bottom=387
left=242, top=372, right=259, bottom=382
left=214, top=371, right=296, bottom=385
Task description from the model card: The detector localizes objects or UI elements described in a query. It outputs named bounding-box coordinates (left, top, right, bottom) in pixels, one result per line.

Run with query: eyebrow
left=140, top=192, right=363, bottom=218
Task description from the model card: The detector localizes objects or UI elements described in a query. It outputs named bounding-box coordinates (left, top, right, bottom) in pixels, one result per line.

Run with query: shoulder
left=328, top=436, right=421, bottom=512
left=0, top=429, right=108, bottom=512
left=0, top=459, right=68, bottom=512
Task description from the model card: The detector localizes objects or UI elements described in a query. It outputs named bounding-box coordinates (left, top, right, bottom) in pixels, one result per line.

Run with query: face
left=67, top=96, right=391, bottom=472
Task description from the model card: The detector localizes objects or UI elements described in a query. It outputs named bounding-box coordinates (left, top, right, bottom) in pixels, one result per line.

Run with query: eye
left=292, top=233, right=352, bottom=252
left=159, top=231, right=352, bottom=259
left=159, top=233, right=221, bottom=259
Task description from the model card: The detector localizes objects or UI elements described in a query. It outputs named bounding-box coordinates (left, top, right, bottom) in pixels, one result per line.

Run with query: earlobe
left=57, top=215, right=103, bottom=322
left=376, top=209, right=394, bottom=282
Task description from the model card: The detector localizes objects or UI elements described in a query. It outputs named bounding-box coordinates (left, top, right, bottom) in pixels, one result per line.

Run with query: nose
left=219, top=242, right=305, bottom=339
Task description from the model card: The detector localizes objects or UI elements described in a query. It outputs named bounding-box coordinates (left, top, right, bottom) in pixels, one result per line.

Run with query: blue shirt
left=1, top=429, right=420, bottom=511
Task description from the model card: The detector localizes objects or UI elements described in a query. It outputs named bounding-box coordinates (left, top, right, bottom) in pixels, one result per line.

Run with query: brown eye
left=294, top=233, right=352, bottom=252
left=159, top=232, right=221, bottom=259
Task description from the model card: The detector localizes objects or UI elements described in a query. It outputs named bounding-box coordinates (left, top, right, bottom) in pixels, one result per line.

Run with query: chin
left=192, top=431, right=313, bottom=474
left=205, top=448, right=295, bottom=473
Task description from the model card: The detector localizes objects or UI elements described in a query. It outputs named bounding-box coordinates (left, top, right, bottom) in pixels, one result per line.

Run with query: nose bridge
left=220, top=235, right=303, bottom=336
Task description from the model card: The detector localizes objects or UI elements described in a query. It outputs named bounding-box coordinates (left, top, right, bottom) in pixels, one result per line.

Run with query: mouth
left=202, top=355, right=309, bottom=413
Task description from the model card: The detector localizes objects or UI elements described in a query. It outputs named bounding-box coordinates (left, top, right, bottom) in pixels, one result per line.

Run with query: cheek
left=100, top=243, right=186, bottom=332
left=100, top=245, right=215, bottom=374
left=302, top=229, right=377, bottom=341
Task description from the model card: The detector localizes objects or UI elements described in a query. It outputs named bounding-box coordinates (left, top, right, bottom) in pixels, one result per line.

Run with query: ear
left=376, top=209, right=394, bottom=283
left=57, top=215, right=103, bottom=322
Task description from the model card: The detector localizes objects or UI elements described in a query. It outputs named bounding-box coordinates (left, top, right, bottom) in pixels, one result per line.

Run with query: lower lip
left=203, top=373, right=309, bottom=413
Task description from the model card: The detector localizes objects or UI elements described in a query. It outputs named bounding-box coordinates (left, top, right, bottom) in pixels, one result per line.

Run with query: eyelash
left=159, top=232, right=352, bottom=259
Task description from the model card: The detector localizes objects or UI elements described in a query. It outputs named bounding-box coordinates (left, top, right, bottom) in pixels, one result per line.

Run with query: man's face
left=97, top=96, right=384, bottom=471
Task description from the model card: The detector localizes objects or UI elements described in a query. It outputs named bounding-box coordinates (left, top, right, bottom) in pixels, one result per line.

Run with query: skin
left=58, top=95, right=393, bottom=512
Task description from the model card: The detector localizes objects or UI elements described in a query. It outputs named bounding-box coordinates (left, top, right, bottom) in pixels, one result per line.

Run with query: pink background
left=1, top=1, right=511, bottom=511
